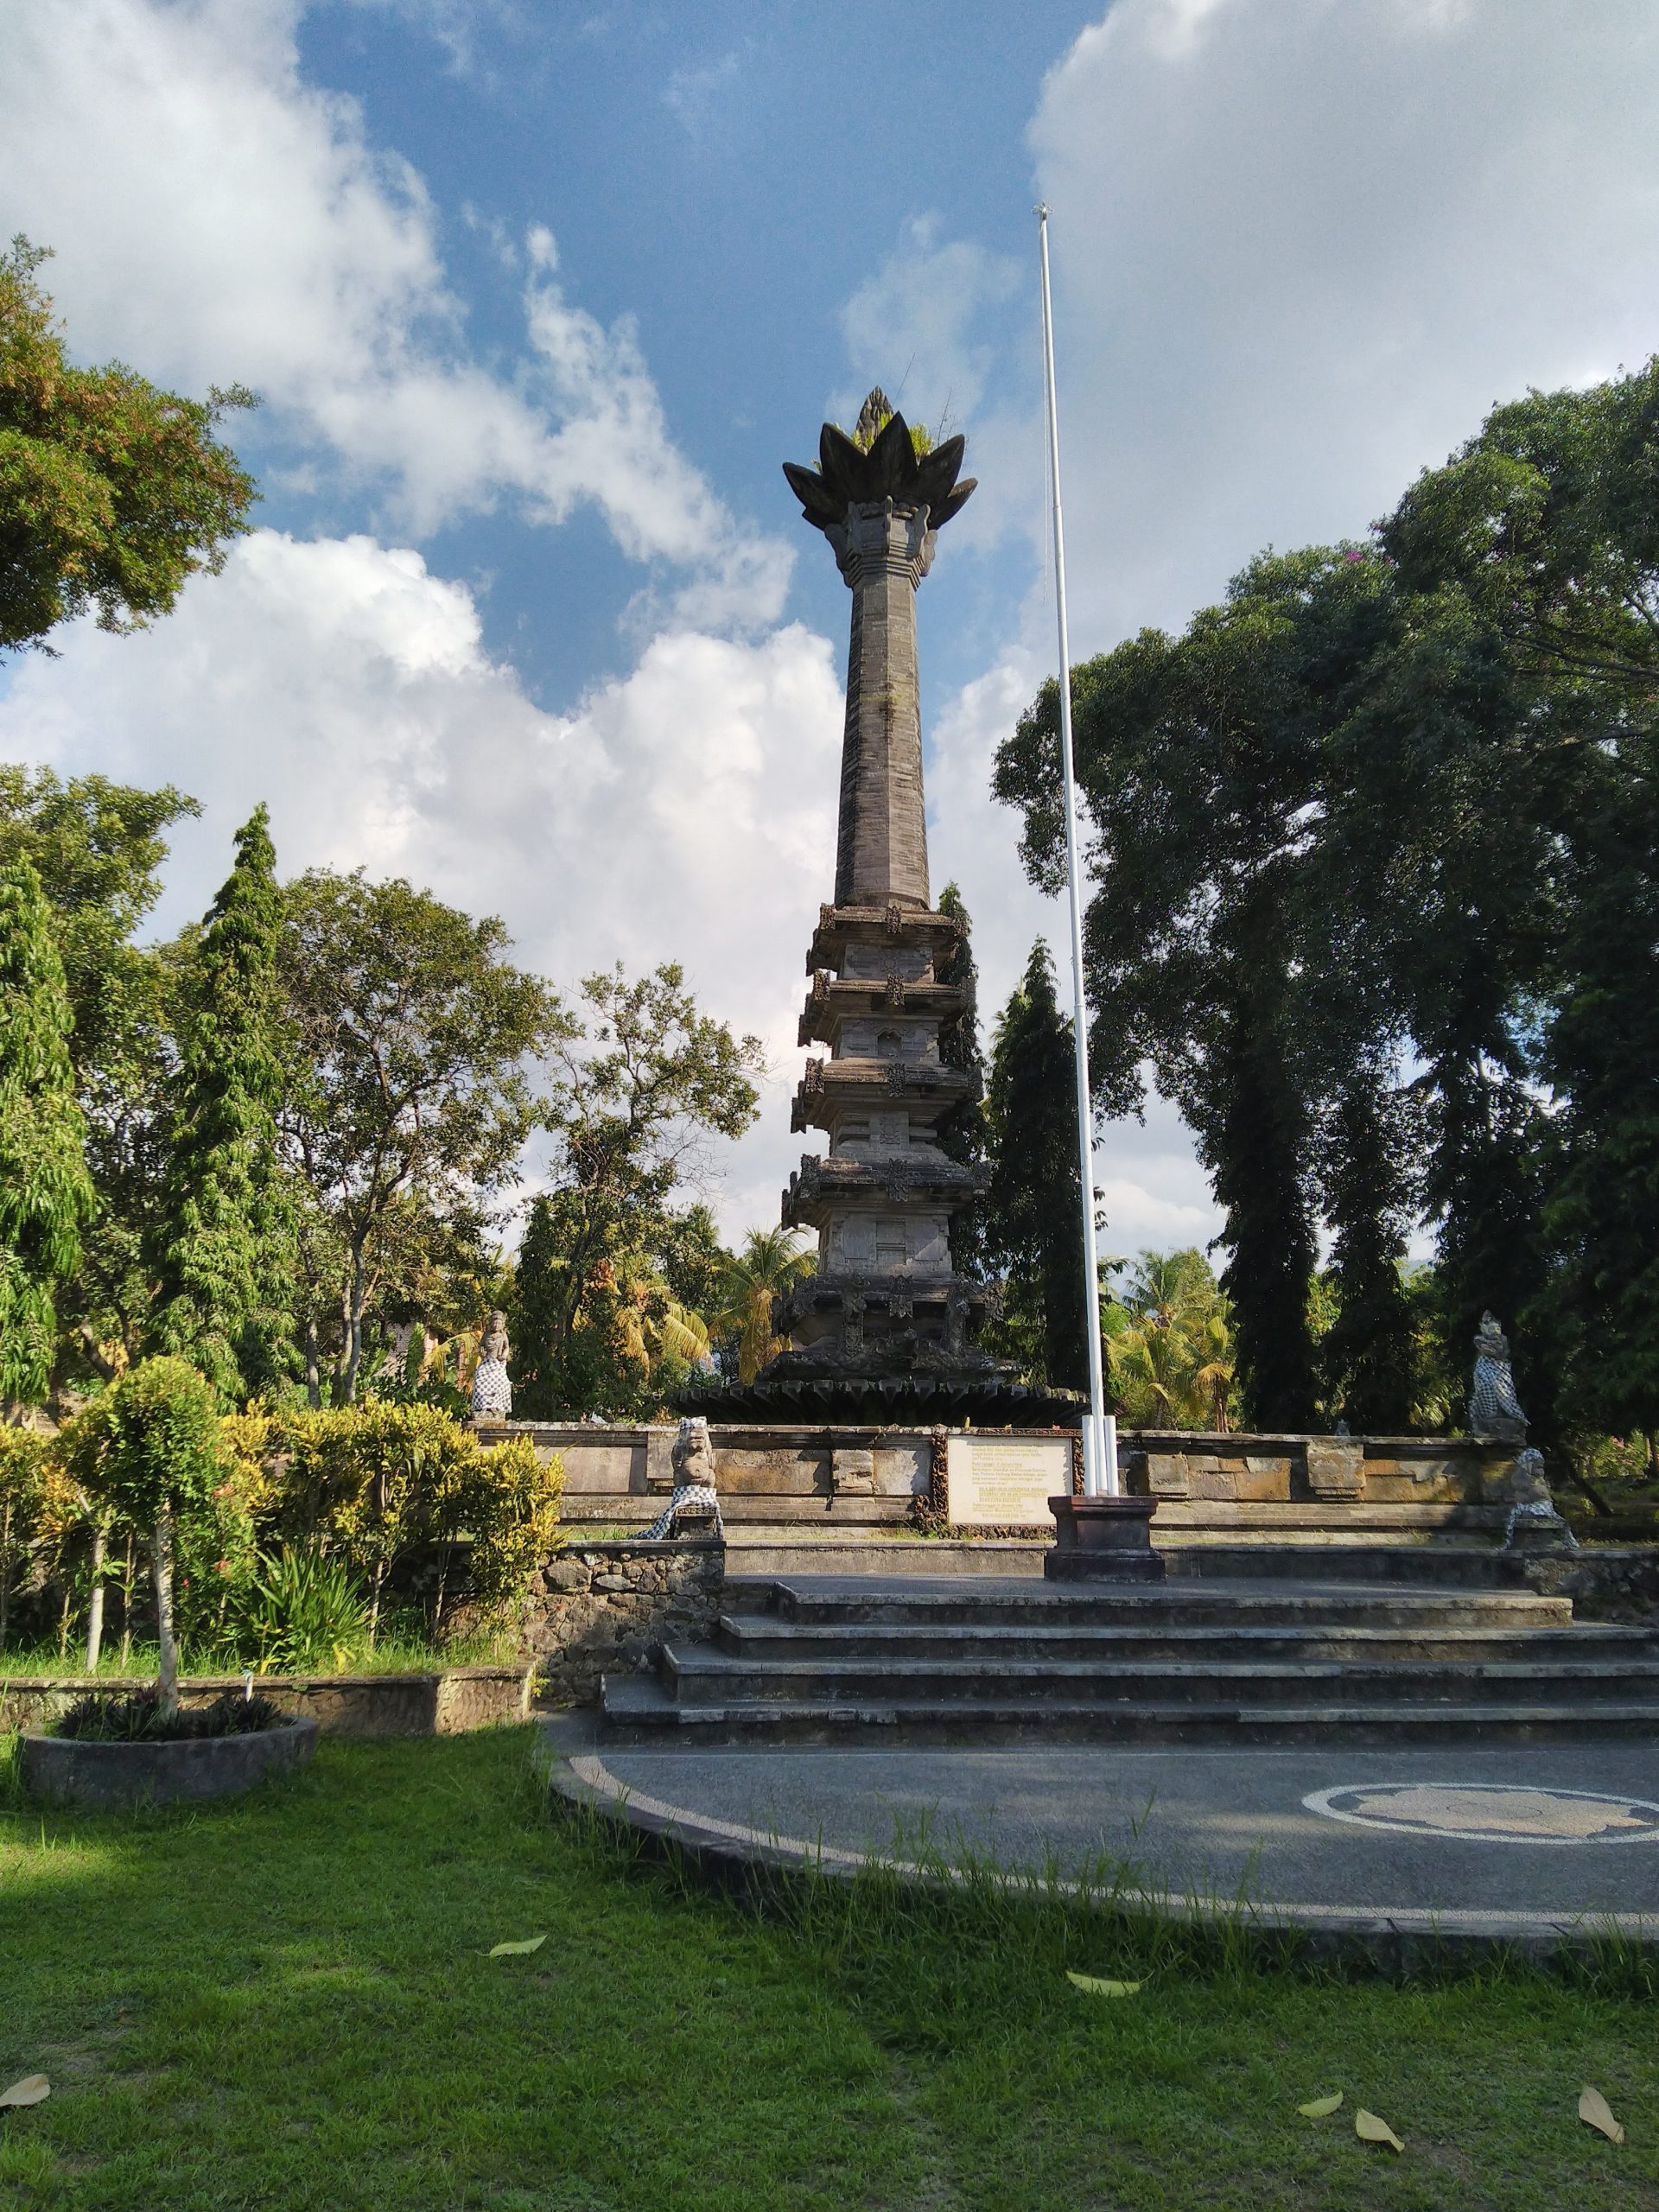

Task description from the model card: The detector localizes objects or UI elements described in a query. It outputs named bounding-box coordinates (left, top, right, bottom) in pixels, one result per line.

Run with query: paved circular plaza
left=545, top=1716, right=1659, bottom=1947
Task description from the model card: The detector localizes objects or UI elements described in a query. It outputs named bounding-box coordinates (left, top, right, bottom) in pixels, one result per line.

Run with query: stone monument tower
left=683, top=394, right=1076, bottom=1426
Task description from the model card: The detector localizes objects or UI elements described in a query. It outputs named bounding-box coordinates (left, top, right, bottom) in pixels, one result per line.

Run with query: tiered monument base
left=480, top=1422, right=1556, bottom=1558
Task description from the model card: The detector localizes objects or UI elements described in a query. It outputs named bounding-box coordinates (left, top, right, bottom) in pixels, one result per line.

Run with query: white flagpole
left=1037, top=204, right=1117, bottom=1499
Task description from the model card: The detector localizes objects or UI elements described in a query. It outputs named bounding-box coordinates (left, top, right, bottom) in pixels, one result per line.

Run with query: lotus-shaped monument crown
left=783, top=386, right=976, bottom=537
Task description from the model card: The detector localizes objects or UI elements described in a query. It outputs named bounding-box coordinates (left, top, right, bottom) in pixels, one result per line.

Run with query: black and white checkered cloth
left=638, top=1484, right=724, bottom=1542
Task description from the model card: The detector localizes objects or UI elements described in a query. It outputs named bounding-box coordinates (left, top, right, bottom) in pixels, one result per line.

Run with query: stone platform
left=491, top=1421, right=1541, bottom=1551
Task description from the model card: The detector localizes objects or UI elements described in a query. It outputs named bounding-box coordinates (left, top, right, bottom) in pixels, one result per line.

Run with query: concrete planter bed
left=20, top=1715, right=319, bottom=1811
left=2, top=1664, right=532, bottom=1741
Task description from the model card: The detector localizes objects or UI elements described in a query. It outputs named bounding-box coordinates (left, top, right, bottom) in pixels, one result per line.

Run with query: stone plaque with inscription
left=944, top=1434, right=1070, bottom=1528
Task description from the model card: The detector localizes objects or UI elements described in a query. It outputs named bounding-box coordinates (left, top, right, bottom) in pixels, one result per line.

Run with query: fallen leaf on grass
left=1297, top=2093, right=1344, bottom=2118
left=487, top=1936, right=547, bottom=1957
left=1355, top=2108, right=1404, bottom=2152
left=1066, top=1972, right=1141, bottom=1997
left=1580, top=2086, right=1624, bottom=2144
left=0, top=2077, right=49, bottom=2110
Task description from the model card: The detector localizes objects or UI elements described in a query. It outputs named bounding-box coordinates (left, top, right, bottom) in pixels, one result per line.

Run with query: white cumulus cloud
left=0, top=0, right=790, bottom=624
left=1030, top=0, right=1659, bottom=645
left=0, top=533, right=840, bottom=1235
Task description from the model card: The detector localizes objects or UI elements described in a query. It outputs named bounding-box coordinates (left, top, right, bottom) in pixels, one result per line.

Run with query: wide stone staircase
left=599, top=1553, right=1659, bottom=1747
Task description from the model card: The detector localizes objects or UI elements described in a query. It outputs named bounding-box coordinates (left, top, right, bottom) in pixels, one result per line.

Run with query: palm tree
left=713, top=1229, right=817, bottom=1383
left=1107, top=1249, right=1236, bottom=1431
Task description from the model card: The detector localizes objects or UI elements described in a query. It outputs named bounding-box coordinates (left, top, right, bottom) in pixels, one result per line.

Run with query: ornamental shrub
left=454, top=1433, right=564, bottom=1617
left=0, top=1423, right=48, bottom=1649
left=237, top=1546, right=372, bottom=1673
left=61, top=1357, right=227, bottom=1713
left=273, top=1402, right=563, bottom=1640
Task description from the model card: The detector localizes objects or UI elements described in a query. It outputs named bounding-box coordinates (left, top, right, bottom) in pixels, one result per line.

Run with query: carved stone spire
left=781, top=403, right=976, bottom=914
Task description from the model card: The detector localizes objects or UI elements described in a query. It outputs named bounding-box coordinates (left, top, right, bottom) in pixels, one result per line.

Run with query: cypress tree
left=1205, top=968, right=1319, bottom=1432
left=149, top=806, right=293, bottom=1402
left=0, top=856, right=95, bottom=1404
left=509, top=1192, right=567, bottom=1420
left=934, top=882, right=988, bottom=1278
left=984, top=941, right=1089, bottom=1390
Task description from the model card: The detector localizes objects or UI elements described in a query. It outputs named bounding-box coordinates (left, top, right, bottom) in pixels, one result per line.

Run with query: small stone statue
left=638, top=1416, right=723, bottom=1541
left=1499, top=1446, right=1578, bottom=1550
left=1468, top=1313, right=1528, bottom=1443
left=470, top=1309, right=512, bottom=1422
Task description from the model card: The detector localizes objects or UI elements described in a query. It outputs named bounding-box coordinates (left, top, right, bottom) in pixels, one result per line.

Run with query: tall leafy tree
left=995, top=355, right=1659, bottom=1446
left=983, top=941, right=1089, bottom=1391
left=0, top=854, right=95, bottom=1405
left=277, top=869, right=560, bottom=1406
left=0, top=238, right=256, bottom=654
left=0, top=766, right=198, bottom=1373
left=995, top=558, right=1357, bottom=1427
left=1539, top=732, right=1659, bottom=1452
left=149, top=806, right=293, bottom=1403
left=1367, top=371, right=1659, bottom=1426
left=512, top=964, right=762, bottom=1417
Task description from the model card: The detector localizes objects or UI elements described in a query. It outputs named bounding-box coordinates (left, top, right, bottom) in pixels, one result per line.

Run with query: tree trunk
left=340, top=1245, right=370, bottom=1405
left=85, top=1518, right=108, bottom=1670
left=368, top=1557, right=386, bottom=1649
left=118, top=1529, right=135, bottom=1667
left=152, top=1503, right=181, bottom=1720
left=0, top=1496, right=11, bottom=1654
left=303, top=1315, right=323, bottom=1411
left=77, top=1325, right=120, bottom=1383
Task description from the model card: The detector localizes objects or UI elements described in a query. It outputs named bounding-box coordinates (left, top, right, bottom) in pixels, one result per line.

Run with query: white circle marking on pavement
left=1303, top=1782, right=1659, bottom=1846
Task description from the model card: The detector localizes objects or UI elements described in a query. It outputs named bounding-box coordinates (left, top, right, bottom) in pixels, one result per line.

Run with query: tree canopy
left=512, top=964, right=763, bottom=1418
left=995, top=353, right=1659, bottom=1451
left=983, top=940, right=1090, bottom=1393
left=277, top=868, right=559, bottom=1406
left=0, top=238, right=257, bottom=653
left=0, top=855, right=94, bottom=1404
left=149, top=806, right=293, bottom=1403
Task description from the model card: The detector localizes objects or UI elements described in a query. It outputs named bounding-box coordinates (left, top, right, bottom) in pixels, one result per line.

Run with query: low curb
left=540, top=1721, right=1659, bottom=1970
left=20, top=1716, right=319, bottom=1810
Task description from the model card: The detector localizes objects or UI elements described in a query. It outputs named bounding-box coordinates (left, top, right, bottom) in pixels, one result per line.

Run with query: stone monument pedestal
left=1045, top=1495, right=1165, bottom=1582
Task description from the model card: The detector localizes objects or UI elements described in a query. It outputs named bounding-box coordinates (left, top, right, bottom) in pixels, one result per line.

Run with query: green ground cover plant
left=0, top=1616, right=521, bottom=1681
left=1, top=1726, right=1655, bottom=2211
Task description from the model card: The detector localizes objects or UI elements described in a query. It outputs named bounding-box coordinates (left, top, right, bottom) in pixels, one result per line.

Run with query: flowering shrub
left=16, top=1393, right=564, bottom=1667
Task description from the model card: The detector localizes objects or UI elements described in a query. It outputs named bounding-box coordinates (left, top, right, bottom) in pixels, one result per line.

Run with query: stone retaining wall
left=487, top=1421, right=1531, bottom=1523
left=1, top=1665, right=531, bottom=1739
left=1122, top=1433, right=1523, bottom=1504
left=520, top=1539, right=723, bottom=1706
left=1516, top=1545, right=1659, bottom=1621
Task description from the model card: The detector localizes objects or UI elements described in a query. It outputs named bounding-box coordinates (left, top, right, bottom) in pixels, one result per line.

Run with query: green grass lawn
left=0, top=1625, right=521, bottom=1681
left=1, top=1726, right=1655, bottom=2210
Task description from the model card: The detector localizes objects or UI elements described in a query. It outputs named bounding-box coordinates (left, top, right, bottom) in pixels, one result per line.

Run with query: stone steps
left=664, top=1650, right=1659, bottom=1710
left=600, top=1675, right=1659, bottom=1748
left=716, top=1531, right=1540, bottom=1580
left=712, top=1618, right=1638, bottom=1667
left=723, top=1579, right=1570, bottom=1630
left=599, top=1569, right=1659, bottom=1748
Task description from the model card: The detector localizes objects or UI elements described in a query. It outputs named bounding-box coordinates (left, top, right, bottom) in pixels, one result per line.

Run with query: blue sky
left=3, top=0, right=1658, bottom=1255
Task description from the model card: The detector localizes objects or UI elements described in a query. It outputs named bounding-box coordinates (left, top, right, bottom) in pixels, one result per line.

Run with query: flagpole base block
left=1045, top=1495, right=1165, bottom=1582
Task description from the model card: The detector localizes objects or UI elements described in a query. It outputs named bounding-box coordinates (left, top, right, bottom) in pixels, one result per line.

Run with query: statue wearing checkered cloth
left=639, top=1416, right=724, bottom=1541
